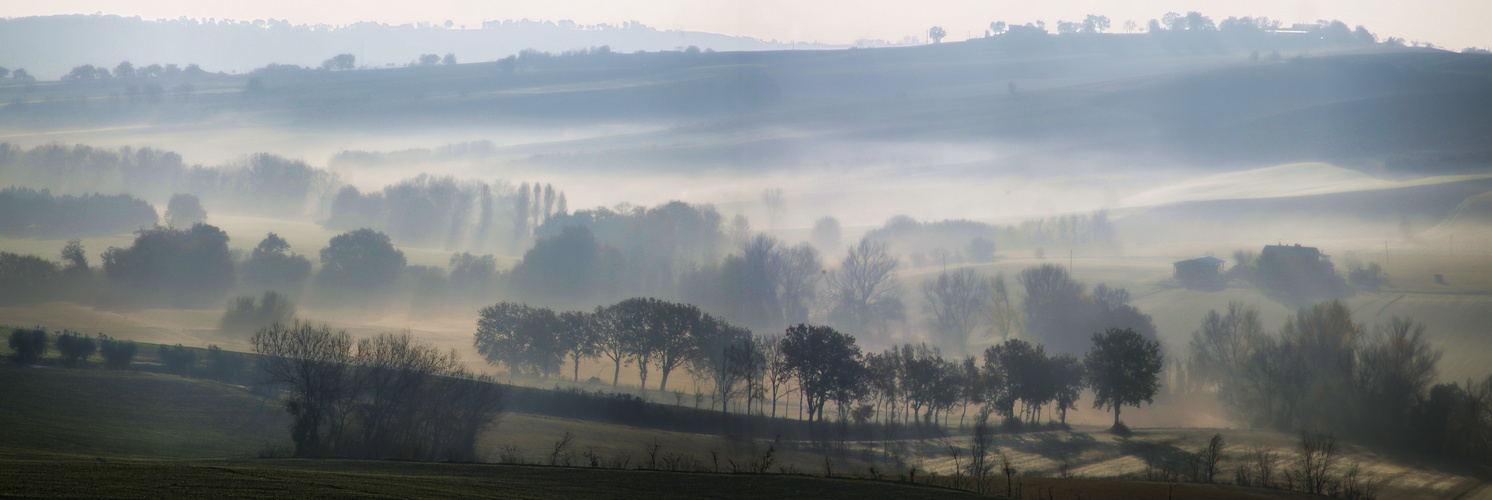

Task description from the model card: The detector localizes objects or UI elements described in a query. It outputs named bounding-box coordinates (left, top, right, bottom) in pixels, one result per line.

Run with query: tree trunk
left=573, top=354, right=581, bottom=382
left=1114, top=404, right=1121, bottom=428
left=659, top=369, right=669, bottom=391
left=612, top=359, right=621, bottom=386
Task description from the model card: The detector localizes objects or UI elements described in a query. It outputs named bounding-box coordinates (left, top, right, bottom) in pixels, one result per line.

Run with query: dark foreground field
left=0, top=454, right=986, bottom=500
left=0, top=364, right=1449, bottom=499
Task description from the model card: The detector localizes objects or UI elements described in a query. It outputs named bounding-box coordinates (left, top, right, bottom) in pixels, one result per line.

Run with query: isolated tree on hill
left=990, top=21, right=1007, bottom=35
left=442, top=53, right=457, bottom=65
left=317, top=229, right=406, bottom=289
left=827, top=238, right=904, bottom=338
left=929, top=26, right=947, bottom=43
left=782, top=324, right=864, bottom=422
left=12, top=68, right=32, bottom=83
left=165, top=193, right=207, bottom=227
left=1085, top=327, right=1163, bottom=428
left=0, top=67, right=9, bottom=80
left=1123, top=20, right=1139, bottom=33
left=419, top=54, right=441, bottom=66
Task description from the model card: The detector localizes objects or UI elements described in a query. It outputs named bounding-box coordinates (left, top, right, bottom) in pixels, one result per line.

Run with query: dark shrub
left=205, top=345, right=248, bottom=383
left=55, top=331, right=97, bottom=365
left=8, top=328, right=48, bottom=364
left=99, top=335, right=138, bottom=369
left=159, top=344, right=198, bottom=374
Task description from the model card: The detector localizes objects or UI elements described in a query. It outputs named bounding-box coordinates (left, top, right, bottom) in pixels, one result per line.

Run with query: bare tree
left=827, top=238, right=904, bottom=337
left=1293, top=431, right=1339, bottom=494
left=981, top=272, right=1020, bottom=340
left=1200, top=433, right=1226, bottom=483
left=923, top=267, right=990, bottom=355
left=775, top=243, right=823, bottom=325
left=252, top=321, right=354, bottom=456
left=760, top=334, right=797, bottom=418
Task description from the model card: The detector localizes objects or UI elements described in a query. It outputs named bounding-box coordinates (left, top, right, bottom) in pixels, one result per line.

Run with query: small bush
left=159, top=344, right=198, bottom=374
left=55, top=331, right=97, bottom=365
left=98, top=335, right=138, bottom=369
left=8, top=328, right=48, bottom=364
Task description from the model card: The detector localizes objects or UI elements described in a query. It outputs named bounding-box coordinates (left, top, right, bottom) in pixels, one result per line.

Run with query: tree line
left=0, top=187, right=158, bottom=238
left=1190, top=301, right=1492, bottom=461
left=474, top=297, right=1164, bottom=429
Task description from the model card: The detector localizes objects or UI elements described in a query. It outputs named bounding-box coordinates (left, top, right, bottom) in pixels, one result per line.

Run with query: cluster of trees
left=1190, top=301, right=1492, bottom=460
left=252, top=322, right=505, bottom=459
left=533, top=201, right=724, bottom=297
left=101, top=224, right=235, bottom=307
left=220, top=290, right=296, bottom=335
left=7, top=327, right=139, bottom=368
left=0, top=66, right=35, bottom=83
left=62, top=62, right=205, bottom=81
left=475, top=296, right=1165, bottom=429
left=1230, top=250, right=1349, bottom=305
left=862, top=211, right=1115, bottom=268
left=0, top=187, right=158, bottom=238
left=0, top=144, right=336, bottom=219
left=325, top=175, right=567, bottom=252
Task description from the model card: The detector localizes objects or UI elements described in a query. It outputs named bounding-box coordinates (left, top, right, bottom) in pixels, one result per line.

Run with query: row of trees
left=325, top=175, right=570, bottom=253
left=1190, top=301, right=1492, bottom=460
left=62, top=62, right=206, bottom=81
left=0, top=187, right=159, bottom=238
left=0, top=143, right=336, bottom=219
left=474, top=296, right=1165, bottom=429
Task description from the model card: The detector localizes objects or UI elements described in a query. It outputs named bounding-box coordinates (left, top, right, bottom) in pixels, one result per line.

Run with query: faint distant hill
left=0, top=14, right=841, bottom=79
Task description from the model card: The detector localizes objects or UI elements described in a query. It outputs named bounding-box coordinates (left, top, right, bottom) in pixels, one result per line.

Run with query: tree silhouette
left=929, top=26, right=948, bottom=43
left=164, top=193, right=207, bottom=227
left=316, top=229, right=406, bottom=289
left=782, top=324, right=864, bottom=422
left=1085, top=327, right=1163, bottom=428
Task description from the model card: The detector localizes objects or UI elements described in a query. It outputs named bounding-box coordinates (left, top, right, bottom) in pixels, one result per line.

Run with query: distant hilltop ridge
left=0, top=14, right=847, bottom=79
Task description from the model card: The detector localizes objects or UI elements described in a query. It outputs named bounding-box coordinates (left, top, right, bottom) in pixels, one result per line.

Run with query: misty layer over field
left=3, top=14, right=1492, bottom=499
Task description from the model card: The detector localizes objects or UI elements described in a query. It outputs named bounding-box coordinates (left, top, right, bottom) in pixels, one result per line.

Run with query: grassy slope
left=0, top=367, right=289, bottom=458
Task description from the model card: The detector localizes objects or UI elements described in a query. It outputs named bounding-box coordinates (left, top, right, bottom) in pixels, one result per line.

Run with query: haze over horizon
left=6, top=0, right=1489, bottom=52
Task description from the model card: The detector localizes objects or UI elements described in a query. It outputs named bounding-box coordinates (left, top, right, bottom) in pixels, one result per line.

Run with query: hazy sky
left=5, top=0, right=1488, bottom=49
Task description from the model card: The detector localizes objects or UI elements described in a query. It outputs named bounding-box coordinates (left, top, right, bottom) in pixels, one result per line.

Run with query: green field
left=4, top=363, right=1490, bottom=499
